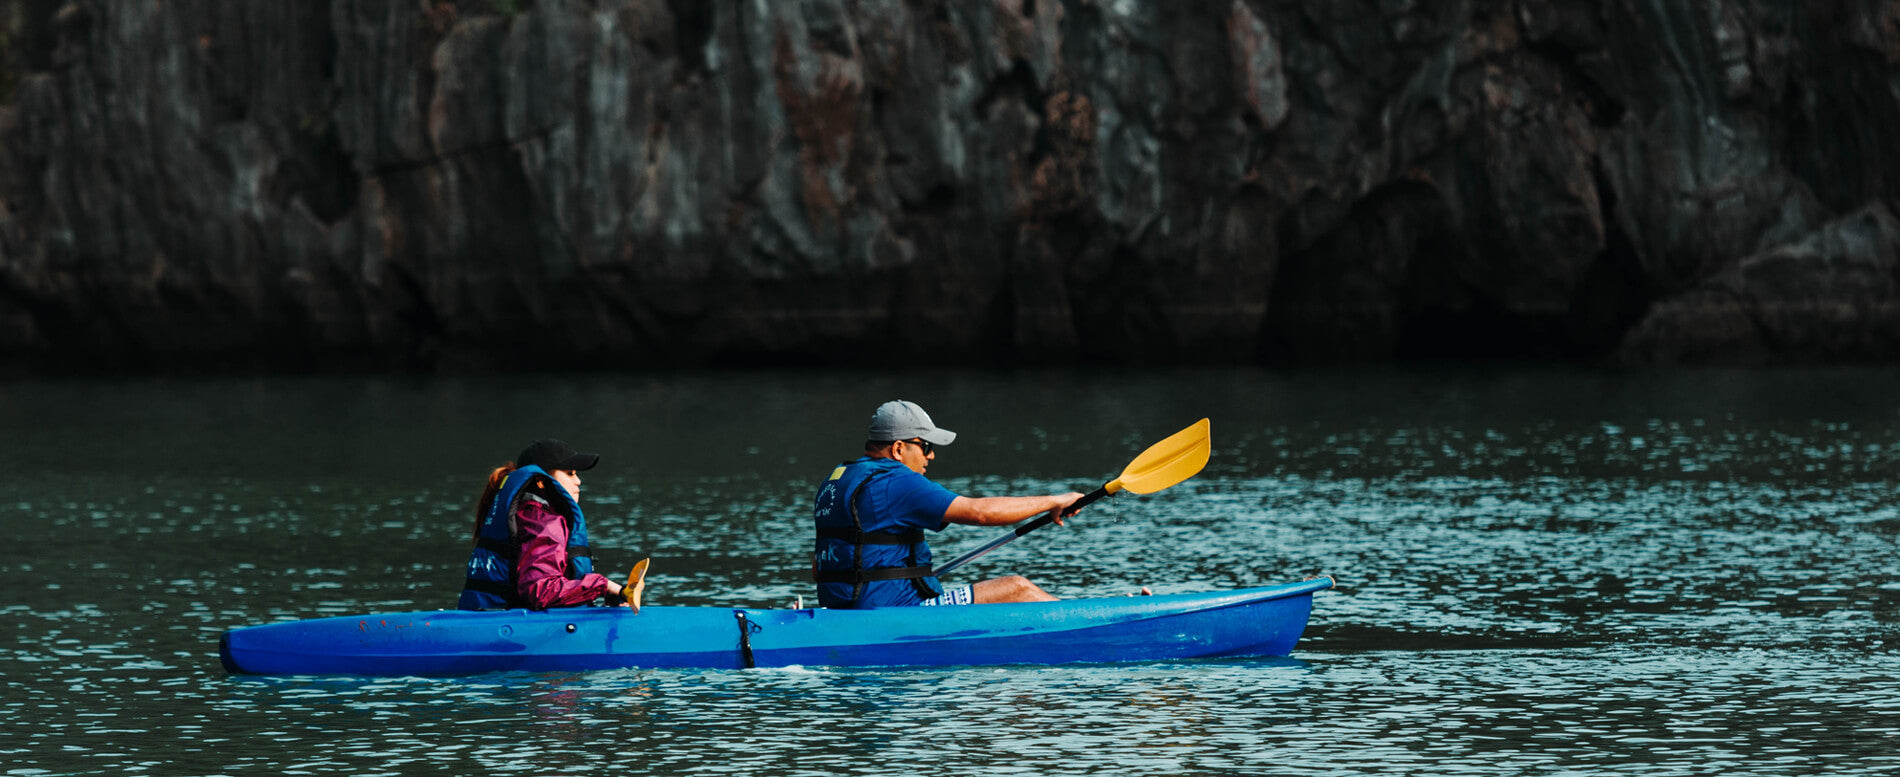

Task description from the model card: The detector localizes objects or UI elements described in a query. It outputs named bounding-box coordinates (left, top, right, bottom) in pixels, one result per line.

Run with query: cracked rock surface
left=3, top=0, right=1898, bottom=371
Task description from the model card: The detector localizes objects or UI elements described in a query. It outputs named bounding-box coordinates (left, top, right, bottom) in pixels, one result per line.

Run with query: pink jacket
left=513, top=495, right=612, bottom=609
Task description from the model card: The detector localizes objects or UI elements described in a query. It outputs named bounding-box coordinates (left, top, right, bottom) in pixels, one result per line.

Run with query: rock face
left=2, top=0, right=1898, bottom=372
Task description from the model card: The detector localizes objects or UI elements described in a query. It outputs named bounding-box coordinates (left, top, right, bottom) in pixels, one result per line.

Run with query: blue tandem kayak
left=219, top=577, right=1333, bottom=676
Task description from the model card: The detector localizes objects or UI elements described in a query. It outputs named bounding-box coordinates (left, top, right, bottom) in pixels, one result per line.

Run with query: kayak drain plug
left=566, top=624, right=576, bottom=633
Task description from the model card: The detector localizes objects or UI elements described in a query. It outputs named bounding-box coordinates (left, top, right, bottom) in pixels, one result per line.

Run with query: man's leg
left=971, top=575, right=1058, bottom=603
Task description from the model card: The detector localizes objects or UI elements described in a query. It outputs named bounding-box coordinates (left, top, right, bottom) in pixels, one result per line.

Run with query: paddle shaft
left=931, top=485, right=1111, bottom=578
left=926, top=417, right=1210, bottom=581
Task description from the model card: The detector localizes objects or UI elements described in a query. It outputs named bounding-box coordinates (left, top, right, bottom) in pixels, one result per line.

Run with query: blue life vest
left=812, top=457, right=941, bottom=608
left=457, top=465, right=594, bottom=610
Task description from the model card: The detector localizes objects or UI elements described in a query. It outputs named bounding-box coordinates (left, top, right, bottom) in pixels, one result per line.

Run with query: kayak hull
left=220, top=577, right=1332, bottom=676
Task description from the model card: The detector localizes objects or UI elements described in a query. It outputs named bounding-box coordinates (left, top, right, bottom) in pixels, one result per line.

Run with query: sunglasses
left=900, top=438, right=934, bottom=456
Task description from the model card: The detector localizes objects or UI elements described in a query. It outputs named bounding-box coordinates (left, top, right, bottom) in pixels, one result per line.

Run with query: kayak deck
left=220, top=577, right=1333, bottom=676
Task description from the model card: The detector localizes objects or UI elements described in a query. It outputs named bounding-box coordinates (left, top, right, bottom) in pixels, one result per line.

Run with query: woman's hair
left=471, top=462, right=568, bottom=542
left=472, top=463, right=517, bottom=542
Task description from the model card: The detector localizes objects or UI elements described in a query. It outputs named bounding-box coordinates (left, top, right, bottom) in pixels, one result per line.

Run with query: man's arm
left=942, top=492, right=1085, bottom=526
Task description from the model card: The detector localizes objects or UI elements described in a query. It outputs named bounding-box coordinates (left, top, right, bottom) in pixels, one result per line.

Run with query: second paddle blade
left=624, top=558, right=650, bottom=612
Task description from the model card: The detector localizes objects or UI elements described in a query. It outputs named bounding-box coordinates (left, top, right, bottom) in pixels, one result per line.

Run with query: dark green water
left=4, top=367, right=1898, bottom=775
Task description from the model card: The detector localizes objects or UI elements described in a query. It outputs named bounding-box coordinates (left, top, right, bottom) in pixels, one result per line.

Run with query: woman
left=457, top=438, right=627, bottom=610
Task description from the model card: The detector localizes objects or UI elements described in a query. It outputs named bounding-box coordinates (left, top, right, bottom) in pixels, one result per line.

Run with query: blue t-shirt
left=813, top=457, right=960, bottom=608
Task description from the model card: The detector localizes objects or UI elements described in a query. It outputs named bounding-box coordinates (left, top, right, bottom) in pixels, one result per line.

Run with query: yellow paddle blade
left=623, top=558, right=650, bottom=613
left=1110, top=418, right=1210, bottom=495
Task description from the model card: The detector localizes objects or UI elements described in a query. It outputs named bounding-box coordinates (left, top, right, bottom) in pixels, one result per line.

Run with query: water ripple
left=7, top=368, right=1900, bottom=775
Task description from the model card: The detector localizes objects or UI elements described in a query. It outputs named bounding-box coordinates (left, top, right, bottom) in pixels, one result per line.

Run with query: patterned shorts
left=920, top=584, right=975, bottom=606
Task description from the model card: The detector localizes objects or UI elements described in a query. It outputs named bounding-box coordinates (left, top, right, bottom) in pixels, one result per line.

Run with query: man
left=813, top=400, right=1083, bottom=608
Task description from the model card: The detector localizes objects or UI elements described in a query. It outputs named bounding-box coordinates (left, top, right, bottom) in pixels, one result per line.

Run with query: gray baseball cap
left=867, top=400, right=957, bottom=445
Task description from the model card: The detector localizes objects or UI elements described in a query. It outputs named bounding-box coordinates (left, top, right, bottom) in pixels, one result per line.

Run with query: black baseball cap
left=515, top=438, right=600, bottom=472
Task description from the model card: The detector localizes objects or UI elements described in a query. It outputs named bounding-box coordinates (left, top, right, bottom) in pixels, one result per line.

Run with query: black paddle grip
left=1059, top=486, right=1113, bottom=518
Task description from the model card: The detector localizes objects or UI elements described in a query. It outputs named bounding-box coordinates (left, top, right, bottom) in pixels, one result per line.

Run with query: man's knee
left=974, top=575, right=1055, bottom=603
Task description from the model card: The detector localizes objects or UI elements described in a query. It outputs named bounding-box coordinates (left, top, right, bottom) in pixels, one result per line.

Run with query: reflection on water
left=4, top=367, right=1900, bottom=775
left=203, top=662, right=1317, bottom=774
left=18, top=650, right=1898, bottom=776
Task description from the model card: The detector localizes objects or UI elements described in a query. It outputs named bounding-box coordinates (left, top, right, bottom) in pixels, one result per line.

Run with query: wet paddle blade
left=624, top=558, right=650, bottom=613
left=1113, top=418, right=1210, bottom=495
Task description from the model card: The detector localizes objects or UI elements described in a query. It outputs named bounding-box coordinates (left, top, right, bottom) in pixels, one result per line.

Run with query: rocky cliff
left=2, top=0, right=1898, bottom=372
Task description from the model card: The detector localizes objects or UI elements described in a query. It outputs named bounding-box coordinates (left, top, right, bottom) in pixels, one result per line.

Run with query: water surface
left=4, top=367, right=1897, bottom=775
